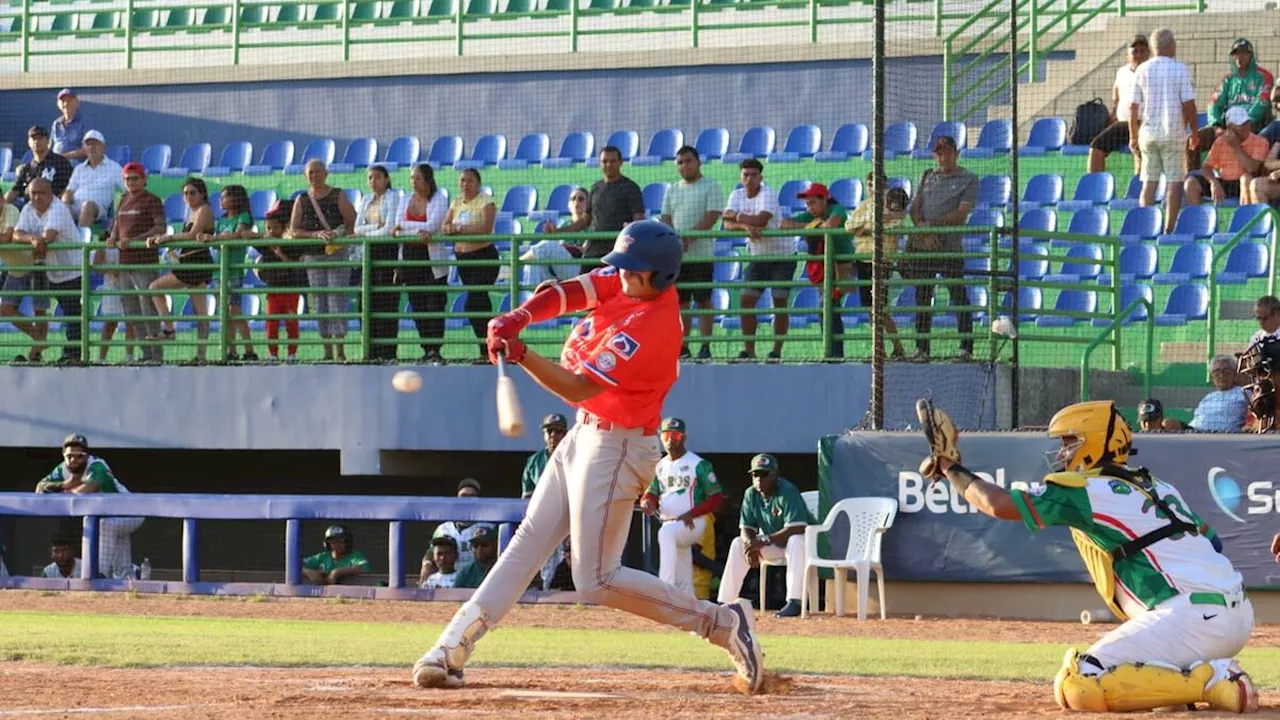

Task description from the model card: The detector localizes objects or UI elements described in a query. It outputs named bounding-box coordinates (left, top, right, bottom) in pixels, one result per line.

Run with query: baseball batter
left=640, top=417, right=725, bottom=596
left=918, top=399, right=1256, bottom=713
left=412, top=220, right=765, bottom=693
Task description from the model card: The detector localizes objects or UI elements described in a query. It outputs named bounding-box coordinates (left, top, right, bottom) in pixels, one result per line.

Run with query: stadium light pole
left=869, top=0, right=886, bottom=431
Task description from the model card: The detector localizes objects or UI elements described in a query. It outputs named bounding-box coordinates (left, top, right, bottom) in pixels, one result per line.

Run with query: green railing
left=1079, top=295, right=1154, bottom=402
left=1205, top=206, right=1279, bottom=374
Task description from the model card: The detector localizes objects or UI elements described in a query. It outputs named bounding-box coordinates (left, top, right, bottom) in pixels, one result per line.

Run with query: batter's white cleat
left=412, top=648, right=465, bottom=689
left=724, top=599, right=765, bottom=693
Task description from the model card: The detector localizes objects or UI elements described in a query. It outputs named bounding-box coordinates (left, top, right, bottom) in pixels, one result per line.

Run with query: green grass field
left=4, top=610, right=1280, bottom=689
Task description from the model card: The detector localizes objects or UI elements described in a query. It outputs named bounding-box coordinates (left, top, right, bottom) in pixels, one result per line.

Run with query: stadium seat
left=427, top=135, right=464, bottom=167
left=104, top=144, right=131, bottom=166
left=961, top=119, right=1012, bottom=159
left=768, top=124, right=821, bottom=163
left=466, top=0, right=495, bottom=15
left=633, top=128, right=684, bottom=166
left=349, top=1, right=379, bottom=24
left=789, top=286, right=820, bottom=329
left=1020, top=173, right=1063, bottom=210
left=540, top=184, right=575, bottom=217
left=499, top=184, right=538, bottom=218
left=869, top=121, right=916, bottom=160
left=694, top=127, right=730, bottom=161
left=0, top=147, right=11, bottom=175
left=1156, top=205, right=1217, bottom=245
left=343, top=187, right=363, bottom=209
left=502, top=0, right=534, bottom=13
left=498, top=133, right=550, bottom=170
left=1118, top=206, right=1163, bottom=244
left=383, top=136, right=420, bottom=170
left=163, top=192, right=188, bottom=223
left=329, top=137, right=377, bottom=173
left=1111, top=243, right=1158, bottom=282
left=777, top=180, right=811, bottom=214
left=492, top=217, right=521, bottom=253
left=159, top=143, right=211, bottom=178
left=284, top=138, right=336, bottom=174
left=456, top=134, right=506, bottom=169
left=815, top=123, right=868, bottom=162
left=1112, top=175, right=1166, bottom=211
left=544, top=131, right=595, bottom=169
left=1020, top=117, right=1067, bottom=156
left=204, top=141, right=253, bottom=176
left=1212, top=203, right=1273, bottom=243
left=245, top=140, right=294, bottom=175
left=934, top=285, right=988, bottom=327
left=1044, top=243, right=1103, bottom=283
left=1153, top=243, right=1212, bottom=284
left=1014, top=243, right=1050, bottom=280
left=711, top=247, right=741, bottom=284
left=967, top=208, right=1004, bottom=229
left=912, top=120, right=967, bottom=159
left=140, top=144, right=173, bottom=175
left=1216, top=242, right=1270, bottom=284
left=1155, top=283, right=1209, bottom=326
left=827, top=178, right=863, bottom=209
left=1035, top=289, right=1096, bottom=327
left=722, top=126, right=776, bottom=164
left=1019, top=207, right=1058, bottom=236
left=976, top=175, right=1011, bottom=210
left=601, top=130, right=640, bottom=162
left=1058, top=172, right=1116, bottom=212
left=208, top=191, right=223, bottom=220
left=888, top=286, right=924, bottom=327
left=249, top=189, right=278, bottom=220
left=642, top=183, right=668, bottom=217
left=1049, top=207, right=1109, bottom=247
left=1092, top=283, right=1153, bottom=327
left=422, top=0, right=455, bottom=18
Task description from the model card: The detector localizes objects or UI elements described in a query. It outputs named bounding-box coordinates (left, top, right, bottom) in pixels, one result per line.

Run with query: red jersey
left=560, top=268, right=681, bottom=430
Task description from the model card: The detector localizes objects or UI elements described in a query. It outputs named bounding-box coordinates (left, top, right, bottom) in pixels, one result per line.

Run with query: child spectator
left=419, top=535, right=460, bottom=589
left=198, top=184, right=257, bottom=361
left=42, top=537, right=81, bottom=579
left=252, top=200, right=303, bottom=362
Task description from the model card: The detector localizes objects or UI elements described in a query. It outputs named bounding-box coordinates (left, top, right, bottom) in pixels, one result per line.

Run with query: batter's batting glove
left=487, top=309, right=531, bottom=343
left=487, top=336, right=526, bottom=365
left=916, top=398, right=962, bottom=481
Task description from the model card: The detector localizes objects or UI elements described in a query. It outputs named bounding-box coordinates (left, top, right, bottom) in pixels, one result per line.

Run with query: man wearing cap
left=453, top=525, right=499, bottom=589
left=105, top=162, right=166, bottom=363
left=781, top=183, right=852, bottom=359
left=302, top=525, right=371, bottom=586
left=6, top=126, right=73, bottom=205
left=1130, top=29, right=1197, bottom=234
left=13, top=178, right=85, bottom=364
left=640, top=418, right=724, bottom=597
left=1185, top=105, right=1268, bottom=206
left=1088, top=35, right=1151, bottom=175
left=521, top=414, right=569, bottom=500
left=420, top=534, right=461, bottom=589
left=1189, top=38, right=1274, bottom=172
left=432, top=479, right=489, bottom=569
left=0, top=185, right=44, bottom=362
left=62, top=130, right=124, bottom=229
left=660, top=146, right=723, bottom=361
left=1138, top=398, right=1183, bottom=432
left=717, top=453, right=814, bottom=618
left=903, top=135, right=978, bottom=361
left=51, top=89, right=91, bottom=162
left=34, top=434, right=143, bottom=579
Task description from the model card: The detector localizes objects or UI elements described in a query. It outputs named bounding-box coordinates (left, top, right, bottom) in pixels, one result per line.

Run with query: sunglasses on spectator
left=660, top=430, right=684, bottom=439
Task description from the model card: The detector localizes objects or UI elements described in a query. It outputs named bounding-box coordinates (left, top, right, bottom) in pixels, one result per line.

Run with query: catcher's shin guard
left=1054, top=649, right=1254, bottom=713
left=413, top=603, right=490, bottom=689
left=1203, top=660, right=1260, bottom=713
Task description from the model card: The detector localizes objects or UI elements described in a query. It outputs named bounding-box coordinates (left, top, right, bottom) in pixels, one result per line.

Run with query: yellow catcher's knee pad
left=1054, top=649, right=1215, bottom=712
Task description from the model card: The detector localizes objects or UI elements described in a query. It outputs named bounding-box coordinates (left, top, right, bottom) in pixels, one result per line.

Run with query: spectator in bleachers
left=443, top=168, right=498, bottom=361
left=1257, top=86, right=1280, bottom=145
left=146, top=178, right=216, bottom=364
left=0, top=187, right=49, bottom=363
left=6, top=126, right=73, bottom=205
left=1088, top=35, right=1150, bottom=175
left=1137, top=398, right=1182, bottom=431
left=903, top=135, right=978, bottom=361
left=845, top=176, right=908, bottom=360
left=106, top=162, right=166, bottom=364
left=253, top=200, right=303, bottom=362
left=50, top=89, right=90, bottom=162
left=354, top=165, right=401, bottom=362
left=1245, top=129, right=1280, bottom=205
left=1188, top=38, right=1273, bottom=173
left=453, top=524, right=498, bottom=590
left=302, top=524, right=371, bottom=586
left=1248, top=294, right=1280, bottom=350
left=661, top=146, right=724, bottom=360
left=1184, top=106, right=1267, bottom=207
left=546, top=146, right=645, bottom=263
left=15, top=178, right=86, bottom=364
left=1130, top=28, right=1197, bottom=234
left=198, top=184, right=257, bottom=361
left=781, top=183, right=851, bottom=359
left=42, top=536, right=81, bottom=579
left=525, top=187, right=587, bottom=286
left=1187, top=354, right=1250, bottom=432
left=291, top=159, right=357, bottom=362
left=61, top=131, right=123, bottom=230
left=723, top=159, right=787, bottom=361
left=391, top=163, right=450, bottom=364
left=420, top=534, right=460, bottom=589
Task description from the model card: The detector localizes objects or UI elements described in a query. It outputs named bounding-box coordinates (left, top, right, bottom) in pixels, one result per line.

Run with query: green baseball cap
left=541, top=413, right=568, bottom=429
left=430, top=534, right=458, bottom=549
left=749, top=453, right=779, bottom=475
left=660, top=417, right=686, bottom=433
left=469, top=524, right=498, bottom=544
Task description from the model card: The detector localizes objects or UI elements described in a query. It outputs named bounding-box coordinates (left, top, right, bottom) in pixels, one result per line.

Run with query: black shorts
left=742, top=260, right=796, bottom=297
left=1192, top=174, right=1241, bottom=199
left=1089, top=121, right=1131, bottom=153
left=677, top=260, right=713, bottom=303
left=854, top=260, right=874, bottom=308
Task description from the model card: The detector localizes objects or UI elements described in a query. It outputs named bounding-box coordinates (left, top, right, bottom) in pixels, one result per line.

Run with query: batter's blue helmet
left=602, top=220, right=682, bottom=291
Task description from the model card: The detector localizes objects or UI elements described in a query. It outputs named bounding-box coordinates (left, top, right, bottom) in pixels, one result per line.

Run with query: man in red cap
left=105, top=162, right=166, bottom=362
left=781, top=183, right=851, bottom=358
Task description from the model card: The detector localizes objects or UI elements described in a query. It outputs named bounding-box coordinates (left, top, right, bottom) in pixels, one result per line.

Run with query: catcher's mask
left=1238, top=337, right=1280, bottom=432
left=1046, top=401, right=1133, bottom=472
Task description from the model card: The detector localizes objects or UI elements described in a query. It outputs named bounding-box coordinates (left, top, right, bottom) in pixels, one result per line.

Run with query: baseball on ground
left=392, top=370, right=422, bottom=393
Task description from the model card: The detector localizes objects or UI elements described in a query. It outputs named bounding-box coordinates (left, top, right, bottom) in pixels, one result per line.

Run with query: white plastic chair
left=759, top=490, right=820, bottom=612
left=801, top=496, right=897, bottom=620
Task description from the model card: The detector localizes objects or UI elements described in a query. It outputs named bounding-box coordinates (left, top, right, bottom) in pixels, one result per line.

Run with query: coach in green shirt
left=302, top=525, right=371, bottom=585
left=522, top=413, right=569, bottom=499
left=454, top=525, right=499, bottom=589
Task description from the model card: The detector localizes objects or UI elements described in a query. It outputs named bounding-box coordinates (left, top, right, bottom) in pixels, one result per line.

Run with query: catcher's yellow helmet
left=1046, top=401, right=1133, bottom=472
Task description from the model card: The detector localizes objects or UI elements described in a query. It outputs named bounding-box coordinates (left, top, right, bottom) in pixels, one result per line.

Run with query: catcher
left=916, top=398, right=1257, bottom=713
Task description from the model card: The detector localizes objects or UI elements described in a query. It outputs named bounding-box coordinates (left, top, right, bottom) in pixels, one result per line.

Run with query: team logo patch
left=596, top=351, right=617, bottom=372
left=578, top=318, right=594, bottom=339
left=1108, top=480, right=1134, bottom=496
left=609, top=332, right=641, bottom=360
left=614, top=233, right=635, bottom=253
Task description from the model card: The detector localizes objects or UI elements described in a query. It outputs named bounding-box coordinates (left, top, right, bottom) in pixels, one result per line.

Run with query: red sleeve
left=516, top=267, right=622, bottom=325
left=689, top=492, right=725, bottom=519
left=1262, top=68, right=1276, bottom=99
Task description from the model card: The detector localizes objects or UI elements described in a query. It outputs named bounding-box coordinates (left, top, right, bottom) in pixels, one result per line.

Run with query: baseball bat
left=495, top=353, right=525, bottom=438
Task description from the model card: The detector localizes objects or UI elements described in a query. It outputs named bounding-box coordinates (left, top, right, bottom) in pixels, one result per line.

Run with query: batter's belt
left=576, top=410, right=659, bottom=436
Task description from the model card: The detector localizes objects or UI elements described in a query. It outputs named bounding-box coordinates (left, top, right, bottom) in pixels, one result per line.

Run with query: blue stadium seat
left=445, top=292, right=468, bottom=331
left=596, top=130, right=638, bottom=163
left=912, top=120, right=967, bottom=159
left=209, top=191, right=223, bottom=220
left=1020, top=173, right=1063, bottom=210
left=204, top=141, right=253, bottom=176
left=163, top=192, right=188, bottom=223
left=1216, top=242, right=1270, bottom=284
left=1019, top=208, right=1058, bottom=235
left=544, top=131, right=594, bottom=169
left=455, top=134, right=505, bottom=170
left=427, top=135, right=464, bottom=167
left=934, top=285, right=987, bottom=327
left=1058, top=172, right=1115, bottom=212
left=789, top=286, right=820, bottom=329
left=723, top=126, right=776, bottom=164
left=1020, top=117, right=1066, bottom=156
left=888, top=286, right=924, bottom=327
left=140, top=144, right=172, bottom=175
left=245, top=140, right=294, bottom=175
left=816, top=123, right=868, bottom=162
left=1155, top=283, right=1209, bottom=325
left=1157, top=205, right=1217, bottom=245
left=828, top=178, right=863, bottom=209
left=329, top=137, right=377, bottom=173
left=642, top=182, right=668, bottom=217
left=492, top=216, right=520, bottom=253
left=284, top=138, right=337, bottom=174
left=1112, top=243, right=1158, bottom=282
left=1212, top=203, right=1273, bottom=244
left=1049, top=207, right=1109, bottom=247
left=961, top=119, right=1012, bottom=159
left=1044, top=243, right=1103, bottom=283
left=497, top=133, right=550, bottom=170
left=160, top=143, right=211, bottom=178
left=1112, top=175, right=1166, bottom=210
left=1035, top=288, right=1096, bottom=327
left=968, top=208, right=1004, bottom=229
left=343, top=187, right=363, bottom=209
left=777, top=180, right=811, bottom=214
left=768, top=124, right=820, bottom=163
left=711, top=247, right=740, bottom=284
left=105, top=144, right=132, bottom=166
left=383, top=136, right=420, bottom=170
left=0, top=147, right=10, bottom=176
left=632, top=128, right=683, bottom=166
left=249, top=189, right=277, bottom=220
left=1153, top=243, right=1212, bottom=284
left=1092, top=283, right=1153, bottom=327
left=869, top=121, right=916, bottom=160
left=541, top=184, right=575, bottom=216
left=1015, top=243, right=1050, bottom=279
left=694, top=127, right=730, bottom=161
left=499, top=184, right=538, bottom=218
left=976, top=175, right=1011, bottom=210
left=1118, top=206, right=1163, bottom=244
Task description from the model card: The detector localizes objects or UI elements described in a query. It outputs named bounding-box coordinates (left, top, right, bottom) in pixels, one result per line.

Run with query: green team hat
left=430, top=534, right=458, bottom=549
left=749, top=453, right=779, bottom=474
left=660, top=417, right=686, bottom=433
left=541, top=413, right=568, bottom=429
left=469, top=525, right=498, bottom=544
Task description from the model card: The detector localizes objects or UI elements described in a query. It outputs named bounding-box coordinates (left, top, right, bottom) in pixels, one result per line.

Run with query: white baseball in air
left=392, top=370, right=422, bottom=393
left=991, top=316, right=1017, bottom=338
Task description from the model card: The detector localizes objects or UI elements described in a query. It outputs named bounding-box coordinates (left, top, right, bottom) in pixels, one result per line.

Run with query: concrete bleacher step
left=1218, top=300, right=1258, bottom=321
left=1158, top=341, right=1248, bottom=366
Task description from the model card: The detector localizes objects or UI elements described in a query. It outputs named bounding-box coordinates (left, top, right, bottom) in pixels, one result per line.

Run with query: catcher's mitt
left=916, top=398, right=961, bottom=481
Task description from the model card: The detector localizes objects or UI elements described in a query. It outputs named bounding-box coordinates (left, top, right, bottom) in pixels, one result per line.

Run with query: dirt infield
left=0, top=593, right=1277, bottom=718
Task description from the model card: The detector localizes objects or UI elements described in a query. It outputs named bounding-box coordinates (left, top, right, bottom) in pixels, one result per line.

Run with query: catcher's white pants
left=657, top=516, right=707, bottom=596
left=435, top=423, right=741, bottom=660
left=1086, top=591, right=1254, bottom=672
left=99, top=516, right=144, bottom=579
left=718, top=534, right=806, bottom=605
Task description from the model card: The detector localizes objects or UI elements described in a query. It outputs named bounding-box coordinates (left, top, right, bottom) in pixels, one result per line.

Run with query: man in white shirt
left=0, top=190, right=49, bottom=362
left=14, top=179, right=86, bottom=364
left=1129, top=28, right=1199, bottom=234
left=42, top=537, right=82, bottom=579
left=1248, top=295, right=1280, bottom=350
left=1089, top=35, right=1150, bottom=174
left=62, top=130, right=124, bottom=229
left=722, top=158, right=788, bottom=360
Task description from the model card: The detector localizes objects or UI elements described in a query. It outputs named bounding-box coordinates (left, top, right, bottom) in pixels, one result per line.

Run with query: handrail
left=1079, top=296, right=1154, bottom=402
left=1205, top=206, right=1279, bottom=372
